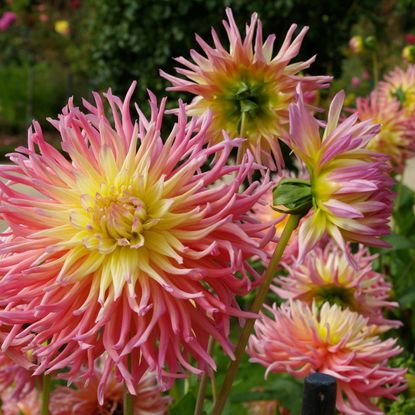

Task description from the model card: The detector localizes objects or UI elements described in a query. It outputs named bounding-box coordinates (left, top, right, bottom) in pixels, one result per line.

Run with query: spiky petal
left=161, top=8, right=331, bottom=169
left=288, top=87, right=393, bottom=263
left=0, top=83, right=272, bottom=401
left=248, top=301, right=407, bottom=415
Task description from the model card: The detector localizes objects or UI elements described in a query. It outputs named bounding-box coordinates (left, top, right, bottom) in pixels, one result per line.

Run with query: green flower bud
left=272, top=178, right=313, bottom=216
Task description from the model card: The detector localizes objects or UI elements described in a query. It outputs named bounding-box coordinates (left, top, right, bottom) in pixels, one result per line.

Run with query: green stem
left=40, top=374, right=51, bottom=415
left=194, top=337, right=215, bottom=415
left=212, top=214, right=301, bottom=415
left=124, top=355, right=134, bottom=415
left=124, top=385, right=134, bottom=415
left=239, top=112, right=246, bottom=138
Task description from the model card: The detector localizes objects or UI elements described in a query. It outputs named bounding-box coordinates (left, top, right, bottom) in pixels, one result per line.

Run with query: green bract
left=272, top=178, right=313, bottom=215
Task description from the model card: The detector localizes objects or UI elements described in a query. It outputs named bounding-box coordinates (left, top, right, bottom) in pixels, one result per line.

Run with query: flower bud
left=272, top=178, right=312, bottom=215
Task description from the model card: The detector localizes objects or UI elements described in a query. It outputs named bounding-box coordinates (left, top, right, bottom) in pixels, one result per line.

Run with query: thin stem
left=239, top=112, right=247, bottom=137
left=40, top=374, right=51, bottom=415
left=395, top=171, right=405, bottom=210
left=212, top=214, right=301, bottom=415
left=372, top=52, right=379, bottom=86
left=211, top=371, right=217, bottom=405
left=124, top=385, right=134, bottom=415
left=194, top=337, right=215, bottom=415
left=124, top=355, right=134, bottom=415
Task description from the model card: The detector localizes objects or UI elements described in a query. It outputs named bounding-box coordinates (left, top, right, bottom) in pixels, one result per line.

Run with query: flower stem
left=124, top=385, right=134, bottom=415
left=212, top=214, right=301, bottom=415
left=194, top=337, right=215, bottom=415
left=40, top=374, right=51, bottom=415
left=124, top=354, right=134, bottom=415
left=239, top=112, right=247, bottom=138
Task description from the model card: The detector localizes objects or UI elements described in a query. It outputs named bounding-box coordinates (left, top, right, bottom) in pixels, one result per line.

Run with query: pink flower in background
left=248, top=301, right=407, bottom=415
left=356, top=91, right=415, bottom=173
left=378, top=65, right=415, bottom=114
left=0, top=83, right=273, bottom=402
left=39, top=14, right=48, bottom=23
left=0, top=354, right=35, bottom=402
left=161, top=8, right=330, bottom=169
left=288, top=87, right=393, bottom=264
left=2, top=389, right=40, bottom=415
left=362, top=70, right=370, bottom=80
left=50, top=371, right=170, bottom=414
left=351, top=76, right=360, bottom=88
left=0, top=11, right=16, bottom=32
left=405, top=33, right=415, bottom=44
left=348, top=35, right=364, bottom=54
left=273, top=242, right=401, bottom=329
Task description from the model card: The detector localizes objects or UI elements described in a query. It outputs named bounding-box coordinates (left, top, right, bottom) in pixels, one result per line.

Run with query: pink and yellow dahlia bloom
left=0, top=353, right=35, bottom=401
left=356, top=91, right=415, bottom=173
left=248, top=301, right=407, bottom=415
left=161, top=8, right=330, bottom=169
left=2, top=389, right=40, bottom=415
left=288, top=88, right=393, bottom=262
left=378, top=65, right=415, bottom=114
left=273, top=242, right=400, bottom=329
left=0, top=83, right=272, bottom=400
left=50, top=371, right=170, bottom=415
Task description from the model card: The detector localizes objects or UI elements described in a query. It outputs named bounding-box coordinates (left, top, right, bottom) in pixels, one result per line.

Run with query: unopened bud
left=364, top=36, right=376, bottom=50
left=272, top=179, right=312, bottom=216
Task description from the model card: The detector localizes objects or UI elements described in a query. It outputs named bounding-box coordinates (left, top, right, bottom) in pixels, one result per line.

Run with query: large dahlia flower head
left=273, top=242, right=401, bottom=329
left=356, top=90, right=415, bottom=173
left=288, top=86, right=393, bottom=264
left=248, top=301, right=407, bottom=415
left=0, top=82, right=274, bottom=401
left=161, top=7, right=331, bottom=170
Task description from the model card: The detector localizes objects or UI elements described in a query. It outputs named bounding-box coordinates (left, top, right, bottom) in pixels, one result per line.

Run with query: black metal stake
left=301, top=373, right=337, bottom=415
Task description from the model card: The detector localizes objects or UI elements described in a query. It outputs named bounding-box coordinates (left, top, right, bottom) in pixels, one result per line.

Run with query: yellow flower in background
left=55, top=20, right=70, bottom=37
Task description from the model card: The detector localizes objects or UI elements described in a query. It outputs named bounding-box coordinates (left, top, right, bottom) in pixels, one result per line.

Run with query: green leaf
left=398, top=286, right=415, bottom=306
left=383, top=234, right=415, bottom=250
left=169, top=392, right=196, bottom=415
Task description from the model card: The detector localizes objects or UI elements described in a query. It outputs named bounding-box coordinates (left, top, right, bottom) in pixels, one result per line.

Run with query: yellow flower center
left=67, top=177, right=175, bottom=256
left=89, top=193, right=149, bottom=249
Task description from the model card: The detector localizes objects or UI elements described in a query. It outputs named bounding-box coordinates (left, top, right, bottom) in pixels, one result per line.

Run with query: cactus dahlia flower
left=2, top=389, right=40, bottom=415
left=273, top=242, right=400, bottom=329
left=248, top=301, right=407, bottom=415
left=161, top=8, right=331, bottom=170
left=50, top=371, right=170, bottom=415
left=0, top=83, right=273, bottom=401
left=288, top=88, right=393, bottom=263
left=356, top=91, right=415, bottom=173
left=0, top=354, right=35, bottom=402
left=378, top=65, right=415, bottom=114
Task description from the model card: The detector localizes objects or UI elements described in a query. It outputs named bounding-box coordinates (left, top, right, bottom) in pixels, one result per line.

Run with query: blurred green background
left=0, top=0, right=415, bottom=159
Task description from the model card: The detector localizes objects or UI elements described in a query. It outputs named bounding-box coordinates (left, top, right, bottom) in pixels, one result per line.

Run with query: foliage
left=89, top=0, right=380, bottom=98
